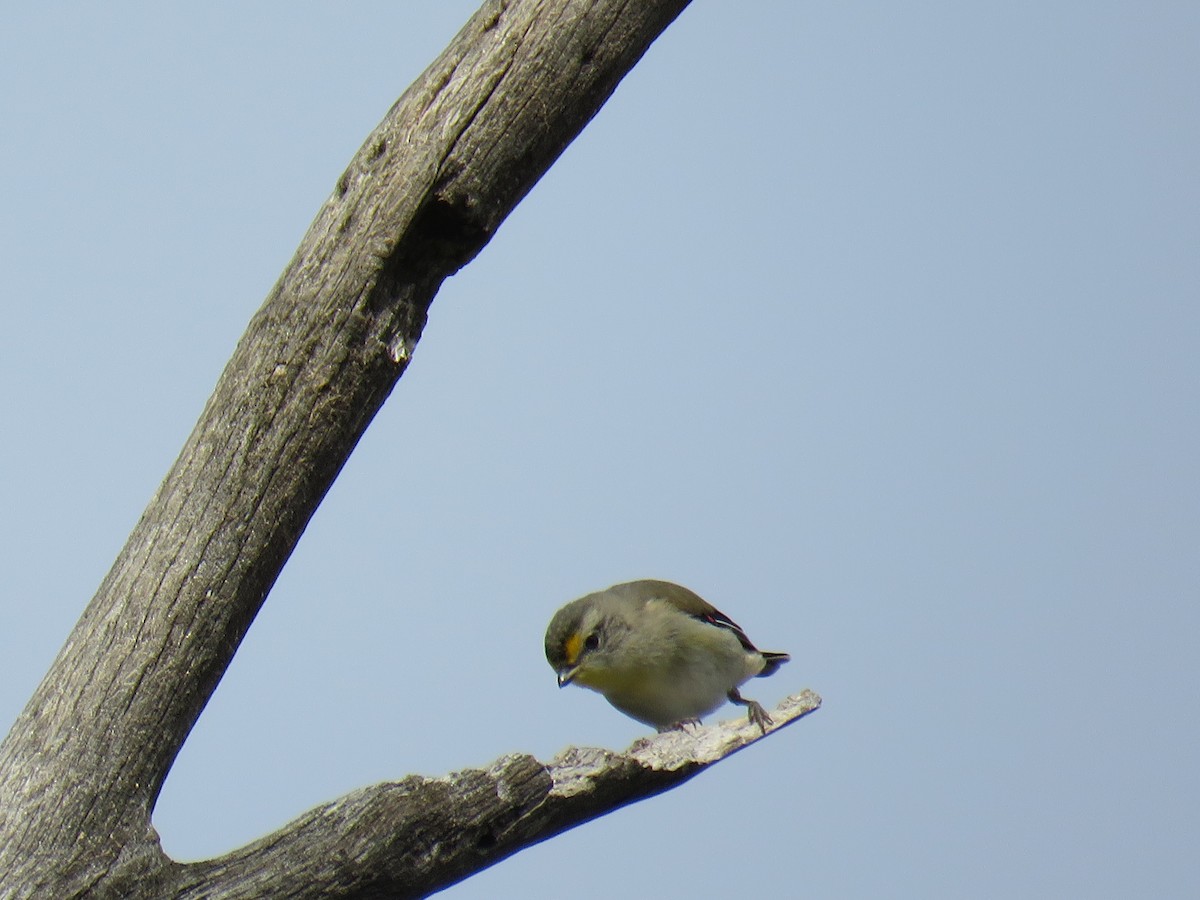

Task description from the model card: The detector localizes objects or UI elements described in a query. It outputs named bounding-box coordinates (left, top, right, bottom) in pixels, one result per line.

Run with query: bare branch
left=170, top=692, right=822, bottom=899
left=0, top=0, right=693, bottom=894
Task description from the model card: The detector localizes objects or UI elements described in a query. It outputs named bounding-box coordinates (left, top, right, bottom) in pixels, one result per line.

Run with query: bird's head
left=544, top=594, right=631, bottom=690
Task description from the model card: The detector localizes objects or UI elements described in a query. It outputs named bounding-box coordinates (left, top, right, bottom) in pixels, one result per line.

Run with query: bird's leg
left=727, top=688, right=772, bottom=732
left=659, top=718, right=701, bottom=733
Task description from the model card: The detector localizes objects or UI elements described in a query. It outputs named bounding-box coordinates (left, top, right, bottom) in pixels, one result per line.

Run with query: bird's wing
left=640, top=580, right=761, bottom=653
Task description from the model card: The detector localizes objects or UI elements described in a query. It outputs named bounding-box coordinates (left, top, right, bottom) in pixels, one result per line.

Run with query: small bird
left=544, top=579, right=789, bottom=732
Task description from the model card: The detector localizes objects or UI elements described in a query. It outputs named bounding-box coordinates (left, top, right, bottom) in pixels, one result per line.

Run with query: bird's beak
left=557, top=666, right=580, bottom=688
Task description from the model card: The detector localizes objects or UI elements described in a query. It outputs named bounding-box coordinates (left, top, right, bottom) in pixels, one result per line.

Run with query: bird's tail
left=757, top=651, right=790, bottom=677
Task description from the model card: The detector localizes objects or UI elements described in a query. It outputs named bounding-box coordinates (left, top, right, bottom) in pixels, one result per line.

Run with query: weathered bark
left=0, top=1, right=818, bottom=897
left=170, top=692, right=821, bottom=899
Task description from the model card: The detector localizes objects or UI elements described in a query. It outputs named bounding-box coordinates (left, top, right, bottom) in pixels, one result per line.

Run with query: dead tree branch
left=173, top=692, right=821, bottom=899
left=0, top=2, right=823, bottom=897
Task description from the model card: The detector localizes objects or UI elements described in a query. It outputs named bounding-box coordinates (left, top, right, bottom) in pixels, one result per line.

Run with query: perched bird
left=544, top=579, right=789, bottom=732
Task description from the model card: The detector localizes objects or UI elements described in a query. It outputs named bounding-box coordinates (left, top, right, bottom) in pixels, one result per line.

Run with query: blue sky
left=2, top=3, right=1198, bottom=897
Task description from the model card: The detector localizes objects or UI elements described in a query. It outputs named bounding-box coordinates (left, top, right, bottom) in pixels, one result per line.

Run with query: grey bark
left=173, top=692, right=821, bottom=899
left=0, top=1, right=819, bottom=897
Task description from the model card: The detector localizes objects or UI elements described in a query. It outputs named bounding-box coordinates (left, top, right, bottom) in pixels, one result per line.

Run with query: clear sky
left=2, top=3, right=1198, bottom=898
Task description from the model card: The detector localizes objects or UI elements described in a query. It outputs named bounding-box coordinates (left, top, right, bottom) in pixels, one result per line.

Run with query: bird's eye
left=583, top=633, right=600, bottom=651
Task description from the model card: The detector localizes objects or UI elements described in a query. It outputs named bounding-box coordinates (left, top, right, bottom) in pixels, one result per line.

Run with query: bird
left=544, top=579, right=789, bottom=732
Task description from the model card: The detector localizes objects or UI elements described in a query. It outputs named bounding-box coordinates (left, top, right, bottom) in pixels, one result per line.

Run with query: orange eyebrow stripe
left=564, top=633, right=583, bottom=665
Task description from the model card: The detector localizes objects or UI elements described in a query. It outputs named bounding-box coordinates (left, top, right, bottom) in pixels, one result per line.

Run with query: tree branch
left=0, top=0, right=693, bottom=894
left=171, top=692, right=821, bottom=899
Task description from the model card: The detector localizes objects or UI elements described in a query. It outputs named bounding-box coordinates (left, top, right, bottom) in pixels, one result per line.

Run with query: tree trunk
left=0, top=2, right=819, bottom=896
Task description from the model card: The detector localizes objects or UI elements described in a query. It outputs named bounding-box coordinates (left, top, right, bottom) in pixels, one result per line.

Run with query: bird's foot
left=728, top=688, right=773, bottom=733
left=659, top=718, right=702, bottom=733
